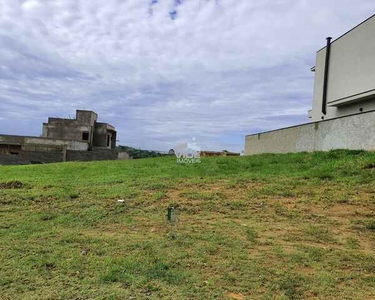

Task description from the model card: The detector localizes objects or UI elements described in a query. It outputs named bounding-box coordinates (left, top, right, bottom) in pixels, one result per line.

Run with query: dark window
left=9, top=145, right=21, bottom=155
left=107, top=135, right=110, bottom=147
left=82, top=132, right=89, bottom=141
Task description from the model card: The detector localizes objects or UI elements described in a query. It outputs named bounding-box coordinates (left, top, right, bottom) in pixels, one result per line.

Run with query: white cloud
left=0, top=0, right=374, bottom=151
left=22, top=0, right=41, bottom=11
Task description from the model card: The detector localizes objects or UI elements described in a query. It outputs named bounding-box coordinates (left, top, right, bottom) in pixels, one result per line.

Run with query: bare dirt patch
left=0, top=180, right=24, bottom=189
left=226, top=292, right=244, bottom=300
left=363, top=163, right=375, bottom=169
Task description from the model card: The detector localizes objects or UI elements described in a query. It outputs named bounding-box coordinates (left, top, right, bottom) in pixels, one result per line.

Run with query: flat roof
left=95, top=122, right=116, bottom=131
left=76, top=109, right=98, bottom=115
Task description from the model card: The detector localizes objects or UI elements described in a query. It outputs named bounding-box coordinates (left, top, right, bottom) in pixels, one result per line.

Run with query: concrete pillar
left=62, top=146, right=67, bottom=162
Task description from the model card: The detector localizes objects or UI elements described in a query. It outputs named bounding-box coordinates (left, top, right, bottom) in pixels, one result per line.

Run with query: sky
left=0, top=1, right=374, bottom=152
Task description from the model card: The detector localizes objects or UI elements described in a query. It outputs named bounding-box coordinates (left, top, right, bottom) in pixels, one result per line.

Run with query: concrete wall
left=0, top=150, right=64, bottom=165
left=93, top=123, right=108, bottom=148
left=76, top=110, right=98, bottom=125
left=44, top=110, right=97, bottom=146
left=0, top=149, right=125, bottom=165
left=66, top=148, right=119, bottom=162
left=0, top=135, right=88, bottom=151
left=311, top=15, right=375, bottom=122
left=93, top=123, right=117, bottom=149
left=25, top=137, right=88, bottom=151
left=245, top=110, right=375, bottom=155
left=44, top=119, right=92, bottom=145
left=118, top=151, right=130, bottom=160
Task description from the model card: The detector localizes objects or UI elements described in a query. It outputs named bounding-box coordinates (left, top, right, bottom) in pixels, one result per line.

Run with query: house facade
left=245, top=15, right=375, bottom=155
left=309, top=14, right=375, bottom=122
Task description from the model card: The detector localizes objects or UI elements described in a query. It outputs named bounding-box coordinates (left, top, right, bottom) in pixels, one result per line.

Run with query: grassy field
left=1, top=150, right=375, bottom=299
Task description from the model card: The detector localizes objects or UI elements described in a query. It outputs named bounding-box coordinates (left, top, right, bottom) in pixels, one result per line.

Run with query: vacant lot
left=1, top=150, right=375, bottom=299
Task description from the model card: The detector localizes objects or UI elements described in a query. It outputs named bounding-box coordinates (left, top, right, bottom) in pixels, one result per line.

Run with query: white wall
left=245, top=111, right=375, bottom=155
left=311, top=15, right=375, bottom=122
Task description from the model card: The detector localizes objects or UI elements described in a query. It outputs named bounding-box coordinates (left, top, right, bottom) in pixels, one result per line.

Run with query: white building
left=309, top=14, right=375, bottom=122
left=245, top=14, right=375, bottom=155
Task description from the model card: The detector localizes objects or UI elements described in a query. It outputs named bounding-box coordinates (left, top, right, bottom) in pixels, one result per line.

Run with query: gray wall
left=311, top=15, right=375, bottom=122
left=0, top=150, right=64, bottom=165
left=93, top=123, right=108, bottom=148
left=44, top=119, right=92, bottom=145
left=93, top=123, right=117, bottom=149
left=0, top=149, right=124, bottom=165
left=0, top=134, right=88, bottom=151
left=66, top=149, right=118, bottom=162
left=44, top=110, right=97, bottom=146
left=245, top=110, right=375, bottom=155
left=118, top=151, right=130, bottom=160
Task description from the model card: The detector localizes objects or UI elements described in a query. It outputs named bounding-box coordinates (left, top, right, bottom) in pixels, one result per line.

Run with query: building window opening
left=107, top=135, right=111, bottom=147
left=2, top=144, right=22, bottom=155
left=82, top=132, right=89, bottom=141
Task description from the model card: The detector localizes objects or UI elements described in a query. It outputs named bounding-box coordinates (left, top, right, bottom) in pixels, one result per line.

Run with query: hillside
left=1, top=150, right=375, bottom=299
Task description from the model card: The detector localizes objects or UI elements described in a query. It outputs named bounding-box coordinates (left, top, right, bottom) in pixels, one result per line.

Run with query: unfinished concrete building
left=0, top=110, right=128, bottom=165
left=42, top=110, right=117, bottom=150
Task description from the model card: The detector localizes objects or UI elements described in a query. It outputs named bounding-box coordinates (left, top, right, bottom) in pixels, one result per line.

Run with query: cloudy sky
left=0, top=1, right=374, bottom=152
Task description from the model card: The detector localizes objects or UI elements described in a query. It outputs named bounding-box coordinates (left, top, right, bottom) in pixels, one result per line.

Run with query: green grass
left=1, top=150, right=375, bottom=299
